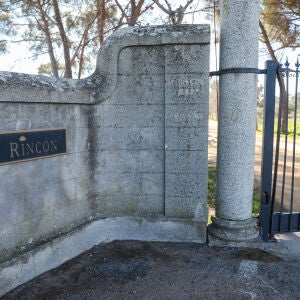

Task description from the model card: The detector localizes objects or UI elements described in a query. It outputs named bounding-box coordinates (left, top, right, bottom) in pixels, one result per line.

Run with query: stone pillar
left=208, top=0, right=260, bottom=245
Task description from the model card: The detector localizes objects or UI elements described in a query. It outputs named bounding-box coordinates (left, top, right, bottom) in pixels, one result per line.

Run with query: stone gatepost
left=208, top=0, right=261, bottom=245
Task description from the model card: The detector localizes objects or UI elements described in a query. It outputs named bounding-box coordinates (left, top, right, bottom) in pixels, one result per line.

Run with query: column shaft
left=208, top=0, right=261, bottom=244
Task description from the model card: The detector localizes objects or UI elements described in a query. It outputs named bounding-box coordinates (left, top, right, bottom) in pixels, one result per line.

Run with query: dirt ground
left=2, top=240, right=300, bottom=300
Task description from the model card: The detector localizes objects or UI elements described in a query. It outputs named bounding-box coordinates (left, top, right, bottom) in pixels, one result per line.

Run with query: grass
left=207, top=166, right=260, bottom=222
left=208, top=166, right=217, bottom=207
left=256, top=119, right=300, bottom=139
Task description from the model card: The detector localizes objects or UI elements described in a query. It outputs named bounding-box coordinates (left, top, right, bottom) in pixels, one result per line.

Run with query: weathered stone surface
left=165, top=127, right=208, bottom=151
left=165, top=74, right=207, bottom=105
left=111, top=75, right=164, bottom=105
left=118, top=46, right=164, bottom=75
left=208, top=0, right=260, bottom=245
left=165, top=150, right=207, bottom=174
left=165, top=45, right=210, bottom=74
left=0, top=25, right=210, bottom=292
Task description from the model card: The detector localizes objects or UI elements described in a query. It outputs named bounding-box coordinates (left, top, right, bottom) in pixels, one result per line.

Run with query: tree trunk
left=41, top=22, right=58, bottom=77
left=36, top=0, right=58, bottom=77
left=52, top=0, right=72, bottom=78
left=259, top=20, right=287, bottom=133
left=44, top=27, right=59, bottom=78
left=129, top=0, right=144, bottom=26
left=97, top=0, right=106, bottom=44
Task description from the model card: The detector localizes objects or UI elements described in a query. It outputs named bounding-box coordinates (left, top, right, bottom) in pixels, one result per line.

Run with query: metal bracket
left=210, top=67, right=267, bottom=77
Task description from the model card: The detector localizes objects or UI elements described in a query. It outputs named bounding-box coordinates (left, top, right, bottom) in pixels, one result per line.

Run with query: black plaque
left=0, top=128, right=67, bottom=165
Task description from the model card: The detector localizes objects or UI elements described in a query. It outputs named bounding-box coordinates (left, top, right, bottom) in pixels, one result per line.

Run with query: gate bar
left=260, top=60, right=279, bottom=241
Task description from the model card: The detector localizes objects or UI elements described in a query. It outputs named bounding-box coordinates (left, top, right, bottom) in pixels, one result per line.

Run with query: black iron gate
left=260, top=59, right=300, bottom=241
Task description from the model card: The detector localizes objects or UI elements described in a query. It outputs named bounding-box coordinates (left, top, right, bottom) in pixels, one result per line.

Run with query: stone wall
left=0, top=24, right=210, bottom=295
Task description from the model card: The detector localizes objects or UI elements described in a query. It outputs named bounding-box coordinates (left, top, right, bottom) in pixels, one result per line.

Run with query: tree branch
left=259, top=20, right=276, bottom=61
left=115, top=0, right=129, bottom=24
left=152, top=0, right=171, bottom=15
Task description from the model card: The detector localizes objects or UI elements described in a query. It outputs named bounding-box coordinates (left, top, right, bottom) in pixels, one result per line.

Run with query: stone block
left=165, top=150, right=207, bottom=174
left=165, top=74, right=207, bottom=104
left=99, top=150, right=141, bottom=173
left=96, top=127, right=164, bottom=151
left=141, top=173, right=164, bottom=195
left=140, top=150, right=164, bottom=173
left=138, top=195, right=164, bottom=217
left=165, top=104, right=207, bottom=128
left=0, top=154, right=81, bottom=202
left=97, top=127, right=142, bottom=150
left=104, top=193, right=141, bottom=216
left=165, top=44, right=210, bottom=74
left=97, top=172, right=143, bottom=195
left=165, top=196, right=208, bottom=220
left=118, top=46, right=164, bottom=75
left=165, top=173, right=207, bottom=199
left=140, top=127, right=164, bottom=150
left=165, top=127, right=207, bottom=151
left=97, top=150, right=164, bottom=174
left=111, top=75, right=164, bottom=105
left=97, top=104, right=164, bottom=128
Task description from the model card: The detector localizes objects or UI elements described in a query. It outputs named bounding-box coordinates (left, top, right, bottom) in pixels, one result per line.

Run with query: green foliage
left=208, top=166, right=217, bottom=206
left=261, top=0, right=300, bottom=49
left=252, top=190, right=261, bottom=216
left=257, top=119, right=300, bottom=139
left=38, top=63, right=65, bottom=76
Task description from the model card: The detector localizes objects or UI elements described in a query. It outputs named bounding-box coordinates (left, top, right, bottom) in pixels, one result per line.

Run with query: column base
left=208, top=216, right=260, bottom=247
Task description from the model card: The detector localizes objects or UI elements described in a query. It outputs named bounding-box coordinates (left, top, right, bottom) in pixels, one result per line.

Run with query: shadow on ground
left=2, top=240, right=300, bottom=299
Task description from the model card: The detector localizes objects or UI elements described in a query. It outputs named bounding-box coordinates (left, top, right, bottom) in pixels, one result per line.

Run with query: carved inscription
left=171, top=78, right=202, bottom=96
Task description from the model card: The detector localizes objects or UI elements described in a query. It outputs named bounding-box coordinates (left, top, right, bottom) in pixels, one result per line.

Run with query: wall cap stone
left=0, top=24, right=210, bottom=105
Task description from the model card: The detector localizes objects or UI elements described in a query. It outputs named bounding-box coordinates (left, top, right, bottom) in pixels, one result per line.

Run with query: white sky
left=0, top=0, right=211, bottom=76
left=0, top=1, right=298, bottom=77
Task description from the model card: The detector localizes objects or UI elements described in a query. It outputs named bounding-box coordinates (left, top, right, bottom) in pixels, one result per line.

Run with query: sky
left=0, top=0, right=211, bottom=77
left=0, top=1, right=299, bottom=77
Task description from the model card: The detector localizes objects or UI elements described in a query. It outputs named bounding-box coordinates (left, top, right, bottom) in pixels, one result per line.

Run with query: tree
left=152, top=0, right=194, bottom=24
left=260, top=0, right=299, bottom=53
left=0, top=0, right=16, bottom=53
left=115, top=0, right=155, bottom=26
left=0, top=0, right=154, bottom=78
left=260, top=0, right=300, bottom=132
left=0, top=0, right=113, bottom=78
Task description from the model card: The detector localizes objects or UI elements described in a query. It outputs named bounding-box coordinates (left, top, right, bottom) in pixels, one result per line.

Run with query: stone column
left=208, top=0, right=260, bottom=245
